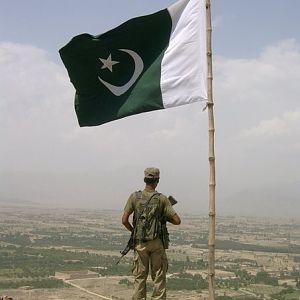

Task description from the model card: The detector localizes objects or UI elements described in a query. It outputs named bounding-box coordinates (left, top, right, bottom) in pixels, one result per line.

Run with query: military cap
left=144, top=167, right=160, bottom=179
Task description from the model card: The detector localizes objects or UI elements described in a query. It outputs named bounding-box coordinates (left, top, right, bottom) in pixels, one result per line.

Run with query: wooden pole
left=206, top=0, right=216, bottom=299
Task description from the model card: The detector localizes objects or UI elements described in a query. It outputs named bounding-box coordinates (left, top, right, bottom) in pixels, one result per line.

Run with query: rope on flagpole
left=205, top=0, right=216, bottom=299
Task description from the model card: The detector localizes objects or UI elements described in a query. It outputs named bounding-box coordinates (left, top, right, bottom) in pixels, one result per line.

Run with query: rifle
left=116, top=233, right=134, bottom=265
left=168, top=195, right=178, bottom=206
left=117, top=195, right=178, bottom=264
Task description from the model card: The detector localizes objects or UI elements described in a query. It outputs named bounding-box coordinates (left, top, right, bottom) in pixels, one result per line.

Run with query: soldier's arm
left=122, top=193, right=135, bottom=232
left=168, top=213, right=181, bottom=225
left=122, top=211, right=133, bottom=232
left=163, top=196, right=181, bottom=225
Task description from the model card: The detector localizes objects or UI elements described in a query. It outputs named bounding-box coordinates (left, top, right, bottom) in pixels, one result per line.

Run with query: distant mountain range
left=0, top=198, right=39, bottom=205
left=218, top=181, right=300, bottom=217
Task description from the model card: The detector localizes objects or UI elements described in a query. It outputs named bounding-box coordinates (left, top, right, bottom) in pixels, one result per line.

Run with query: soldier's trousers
left=132, top=238, right=168, bottom=300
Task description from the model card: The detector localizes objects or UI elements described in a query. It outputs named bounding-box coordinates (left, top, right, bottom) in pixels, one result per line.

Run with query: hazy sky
left=1, top=0, right=299, bottom=217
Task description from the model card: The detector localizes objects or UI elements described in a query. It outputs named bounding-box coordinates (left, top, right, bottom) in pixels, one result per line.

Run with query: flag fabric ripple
left=59, top=0, right=207, bottom=127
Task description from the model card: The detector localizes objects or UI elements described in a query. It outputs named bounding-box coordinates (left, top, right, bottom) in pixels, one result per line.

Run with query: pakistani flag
left=59, top=0, right=207, bottom=127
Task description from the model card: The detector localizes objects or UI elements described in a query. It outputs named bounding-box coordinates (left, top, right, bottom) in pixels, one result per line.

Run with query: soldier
left=122, top=167, right=181, bottom=300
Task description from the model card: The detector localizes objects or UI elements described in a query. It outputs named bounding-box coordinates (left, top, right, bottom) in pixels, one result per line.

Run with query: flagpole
left=205, top=0, right=216, bottom=299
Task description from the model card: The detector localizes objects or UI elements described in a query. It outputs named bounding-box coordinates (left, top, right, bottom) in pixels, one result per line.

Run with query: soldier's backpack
left=132, top=191, right=163, bottom=242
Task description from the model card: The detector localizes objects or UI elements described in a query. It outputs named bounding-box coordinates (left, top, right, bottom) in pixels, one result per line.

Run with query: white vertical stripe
left=161, top=0, right=207, bottom=108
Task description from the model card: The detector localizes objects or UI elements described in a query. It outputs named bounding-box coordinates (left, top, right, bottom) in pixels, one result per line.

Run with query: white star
left=99, top=54, right=119, bottom=72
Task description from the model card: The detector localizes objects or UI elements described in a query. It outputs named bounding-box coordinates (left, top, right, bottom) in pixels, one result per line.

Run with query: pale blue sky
left=0, top=1, right=299, bottom=216
left=1, top=0, right=300, bottom=59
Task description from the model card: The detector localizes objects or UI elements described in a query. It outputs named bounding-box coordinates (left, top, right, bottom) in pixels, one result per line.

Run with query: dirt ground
left=1, top=277, right=211, bottom=300
left=0, top=287, right=101, bottom=300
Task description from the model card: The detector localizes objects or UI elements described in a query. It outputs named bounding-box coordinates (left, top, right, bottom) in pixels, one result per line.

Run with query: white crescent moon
left=98, top=49, right=144, bottom=96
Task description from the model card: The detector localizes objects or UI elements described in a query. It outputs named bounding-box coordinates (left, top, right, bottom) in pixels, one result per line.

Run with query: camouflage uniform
left=124, top=188, right=176, bottom=300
